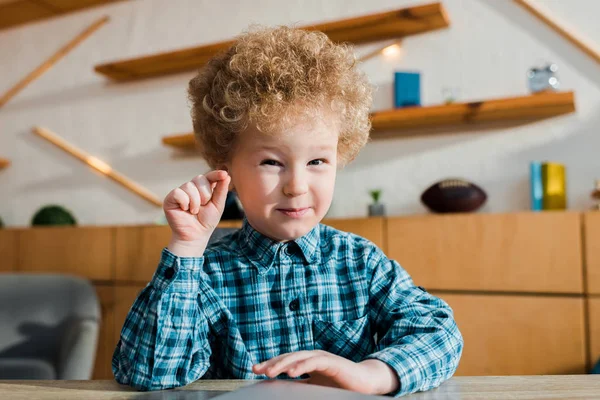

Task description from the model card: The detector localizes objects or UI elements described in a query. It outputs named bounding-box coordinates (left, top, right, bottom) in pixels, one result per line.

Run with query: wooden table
left=1, top=376, right=600, bottom=399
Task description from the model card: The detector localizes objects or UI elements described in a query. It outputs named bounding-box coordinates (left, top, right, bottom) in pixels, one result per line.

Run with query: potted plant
left=368, top=189, right=386, bottom=217
left=31, top=205, right=77, bottom=226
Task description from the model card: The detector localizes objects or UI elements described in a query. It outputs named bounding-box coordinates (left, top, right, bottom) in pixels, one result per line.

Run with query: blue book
left=530, top=162, right=543, bottom=211
left=394, top=71, right=421, bottom=108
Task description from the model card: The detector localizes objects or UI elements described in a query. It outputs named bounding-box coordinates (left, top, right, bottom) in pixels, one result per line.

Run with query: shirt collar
left=239, top=218, right=321, bottom=273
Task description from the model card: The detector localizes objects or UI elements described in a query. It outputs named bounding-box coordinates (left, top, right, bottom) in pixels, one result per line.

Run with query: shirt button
left=289, top=298, right=300, bottom=311
left=285, top=245, right=294, bottom=256
left=164, top=267, right=175, bottom=279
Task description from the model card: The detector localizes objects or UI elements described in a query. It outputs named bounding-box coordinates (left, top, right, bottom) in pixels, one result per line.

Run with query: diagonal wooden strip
left=514, top=0, right=600, bottom=65
left=0, top=15, right=109, bottom=108
left=33, top=126, right=162, bottom=207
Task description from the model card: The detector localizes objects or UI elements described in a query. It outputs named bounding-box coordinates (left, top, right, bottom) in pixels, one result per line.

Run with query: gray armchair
left=0, top=274, right=100, bottom=380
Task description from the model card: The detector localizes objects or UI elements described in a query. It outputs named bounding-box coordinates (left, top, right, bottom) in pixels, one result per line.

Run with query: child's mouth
left=277, top=208, right=310, bottom=218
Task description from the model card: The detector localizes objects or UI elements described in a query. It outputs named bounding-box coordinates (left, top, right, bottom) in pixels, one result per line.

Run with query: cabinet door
left=387, top=212, right=582, bottom=293
left=584, top=212, right=600, bottom=294
left=92, top=285, right=115, bottom=379
left=18, top=226, right=113, bottom=280
left=434, top=293, right=587, bottom=375
left=115, top=226, right=171, bottom=282
left=0, top=229, right=18, bottom=272
left=587, top=298, right=600, bottom=368
left=323, top=217, right=385, bottom=251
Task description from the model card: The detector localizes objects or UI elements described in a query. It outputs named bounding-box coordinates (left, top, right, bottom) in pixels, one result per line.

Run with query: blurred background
left=1, top=0, right=600, bottom=384
left=1, top=0, right=598, bottom=226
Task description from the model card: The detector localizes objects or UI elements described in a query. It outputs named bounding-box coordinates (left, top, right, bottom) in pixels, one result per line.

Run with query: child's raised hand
left=252, top=350, right=399, bottom=395
left=163, top=170, right=231, bottom=257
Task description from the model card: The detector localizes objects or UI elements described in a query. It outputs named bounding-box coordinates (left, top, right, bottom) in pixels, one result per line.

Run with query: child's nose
left=283, top=172, right=309, bottom=197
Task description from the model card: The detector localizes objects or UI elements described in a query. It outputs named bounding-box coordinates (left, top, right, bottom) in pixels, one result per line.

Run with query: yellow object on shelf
left=0, top=158, right=10, bottom=169
left=541, top=162, right=567, bottom=210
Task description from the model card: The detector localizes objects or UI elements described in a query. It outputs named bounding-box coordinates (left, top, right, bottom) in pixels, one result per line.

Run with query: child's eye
left=261, top=159, right=282, bottom=166
left=308, top=159, right=326, bottom=166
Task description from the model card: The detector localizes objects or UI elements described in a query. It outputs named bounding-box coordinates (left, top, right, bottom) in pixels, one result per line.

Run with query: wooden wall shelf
left=95, top=2, right=449, bottom=81
left=0, top=158, right=10, bottom=169
left=0, top=0, right=123, bottom=31
left=161, top=132, right=196, bottom=150
left=162, top=91, right=576, bottom=150
left=369, top=91, right=575, bottom=134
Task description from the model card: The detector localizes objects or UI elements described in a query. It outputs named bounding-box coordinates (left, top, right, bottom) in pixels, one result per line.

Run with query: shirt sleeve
left=112, top=248, right=214, bottom=391
left=364, top=251, right=464, bottom=397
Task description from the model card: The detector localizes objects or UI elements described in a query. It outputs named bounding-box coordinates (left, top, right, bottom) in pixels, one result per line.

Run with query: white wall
left=1, top=0, right=599, bottom=227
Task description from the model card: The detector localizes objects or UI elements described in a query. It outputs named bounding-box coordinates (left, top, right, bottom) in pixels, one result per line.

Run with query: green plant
left=369, top=189, right=382, bottom=203
left=31, top=205, right=77, bottom=226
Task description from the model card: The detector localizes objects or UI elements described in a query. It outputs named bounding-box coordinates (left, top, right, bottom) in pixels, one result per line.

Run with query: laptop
left=139, top=380, right=388, bottom=400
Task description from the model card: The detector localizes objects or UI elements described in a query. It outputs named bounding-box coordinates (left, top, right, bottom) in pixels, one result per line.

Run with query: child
left=113, top=26, right=463, bottom=397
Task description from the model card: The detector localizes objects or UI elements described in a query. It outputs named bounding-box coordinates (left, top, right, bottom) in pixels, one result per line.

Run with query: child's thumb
left=211, top=176, right=231, bottom=213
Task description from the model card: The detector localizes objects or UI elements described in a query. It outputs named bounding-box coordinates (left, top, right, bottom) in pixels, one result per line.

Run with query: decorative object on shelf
left=33, top=126, right=162, bottom=208
left=31, top=205, right=77, bottom=226
left=222, top=191, right=245, bottom=220
left=368, top=189, right=386, bottom=216
left=530, top=162, right=543, bottom=211
left=0, top=216, right=4, bottom=228
left=394, top=71, right=421, bottom=108
left=514, top=0, right=600, bottom=65
left=591, top=180, right=600, bottom=210
left=527, top=63, right=559, bottom=93
left=0, top=158, right=9, bottom=169
left=421, top=179, right=487, bottom=213
left=442, top=86, right=461, bottom=104
left=95, top=2, right=449, bottom=81
left=0, top=16, right=109, bottom=108
left=530, top=161, right=567, bottom=210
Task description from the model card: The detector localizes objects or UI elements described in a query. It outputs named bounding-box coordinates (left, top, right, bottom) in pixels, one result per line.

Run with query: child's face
left=226, top=112, right=339, bottom=241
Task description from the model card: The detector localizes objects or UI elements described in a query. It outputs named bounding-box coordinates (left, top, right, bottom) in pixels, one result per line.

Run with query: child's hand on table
left=252, top=350, right=399, bottom=395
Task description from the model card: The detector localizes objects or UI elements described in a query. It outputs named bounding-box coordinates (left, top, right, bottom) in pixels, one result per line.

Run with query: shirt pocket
left=312, top=314, right=374, bottom=362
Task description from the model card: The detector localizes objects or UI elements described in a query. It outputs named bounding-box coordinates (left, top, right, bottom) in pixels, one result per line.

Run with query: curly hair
left=188, top=25, right=373, bottom=168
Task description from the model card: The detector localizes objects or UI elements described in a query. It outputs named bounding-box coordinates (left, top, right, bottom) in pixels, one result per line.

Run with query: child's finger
left=211, top=175, right=231, bottom=213
left=191, top=175, right=213, bottom=206
left=179, top=182, right=201, bottom=214
left=287, top=355, right=333, bottom=378
left=253, top=351, right=314, bottom=377
left=170, top=188, right=190, bottom=211
left=204, top=170, right=229, bottom=184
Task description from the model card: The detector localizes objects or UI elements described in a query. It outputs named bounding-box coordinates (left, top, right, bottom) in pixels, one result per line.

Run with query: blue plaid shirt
left=113, top=219, right=463, bottom=396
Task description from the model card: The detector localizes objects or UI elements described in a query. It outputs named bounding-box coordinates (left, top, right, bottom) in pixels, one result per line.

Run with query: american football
left=421, top=179, right=487, bottom=213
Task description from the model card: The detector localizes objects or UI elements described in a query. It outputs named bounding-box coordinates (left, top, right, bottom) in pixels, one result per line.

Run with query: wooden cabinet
left=0, top=230, right=18, bottom=272
left=114, top=226, right=171, bottom=283
left=588, top=298, right=600, bottom=369
left=0, top=213, right=591, bottom=378
left=93, top=285, right=115, bottom=380
left=387, top=212, right=583, bottom=293
left=18, top=226, right=113, bottom=280
left=323, top=217, right=385, bottom=251
left=435, top=293, right=587, bottom=375
left=584, top=212, right=600, bottom=294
